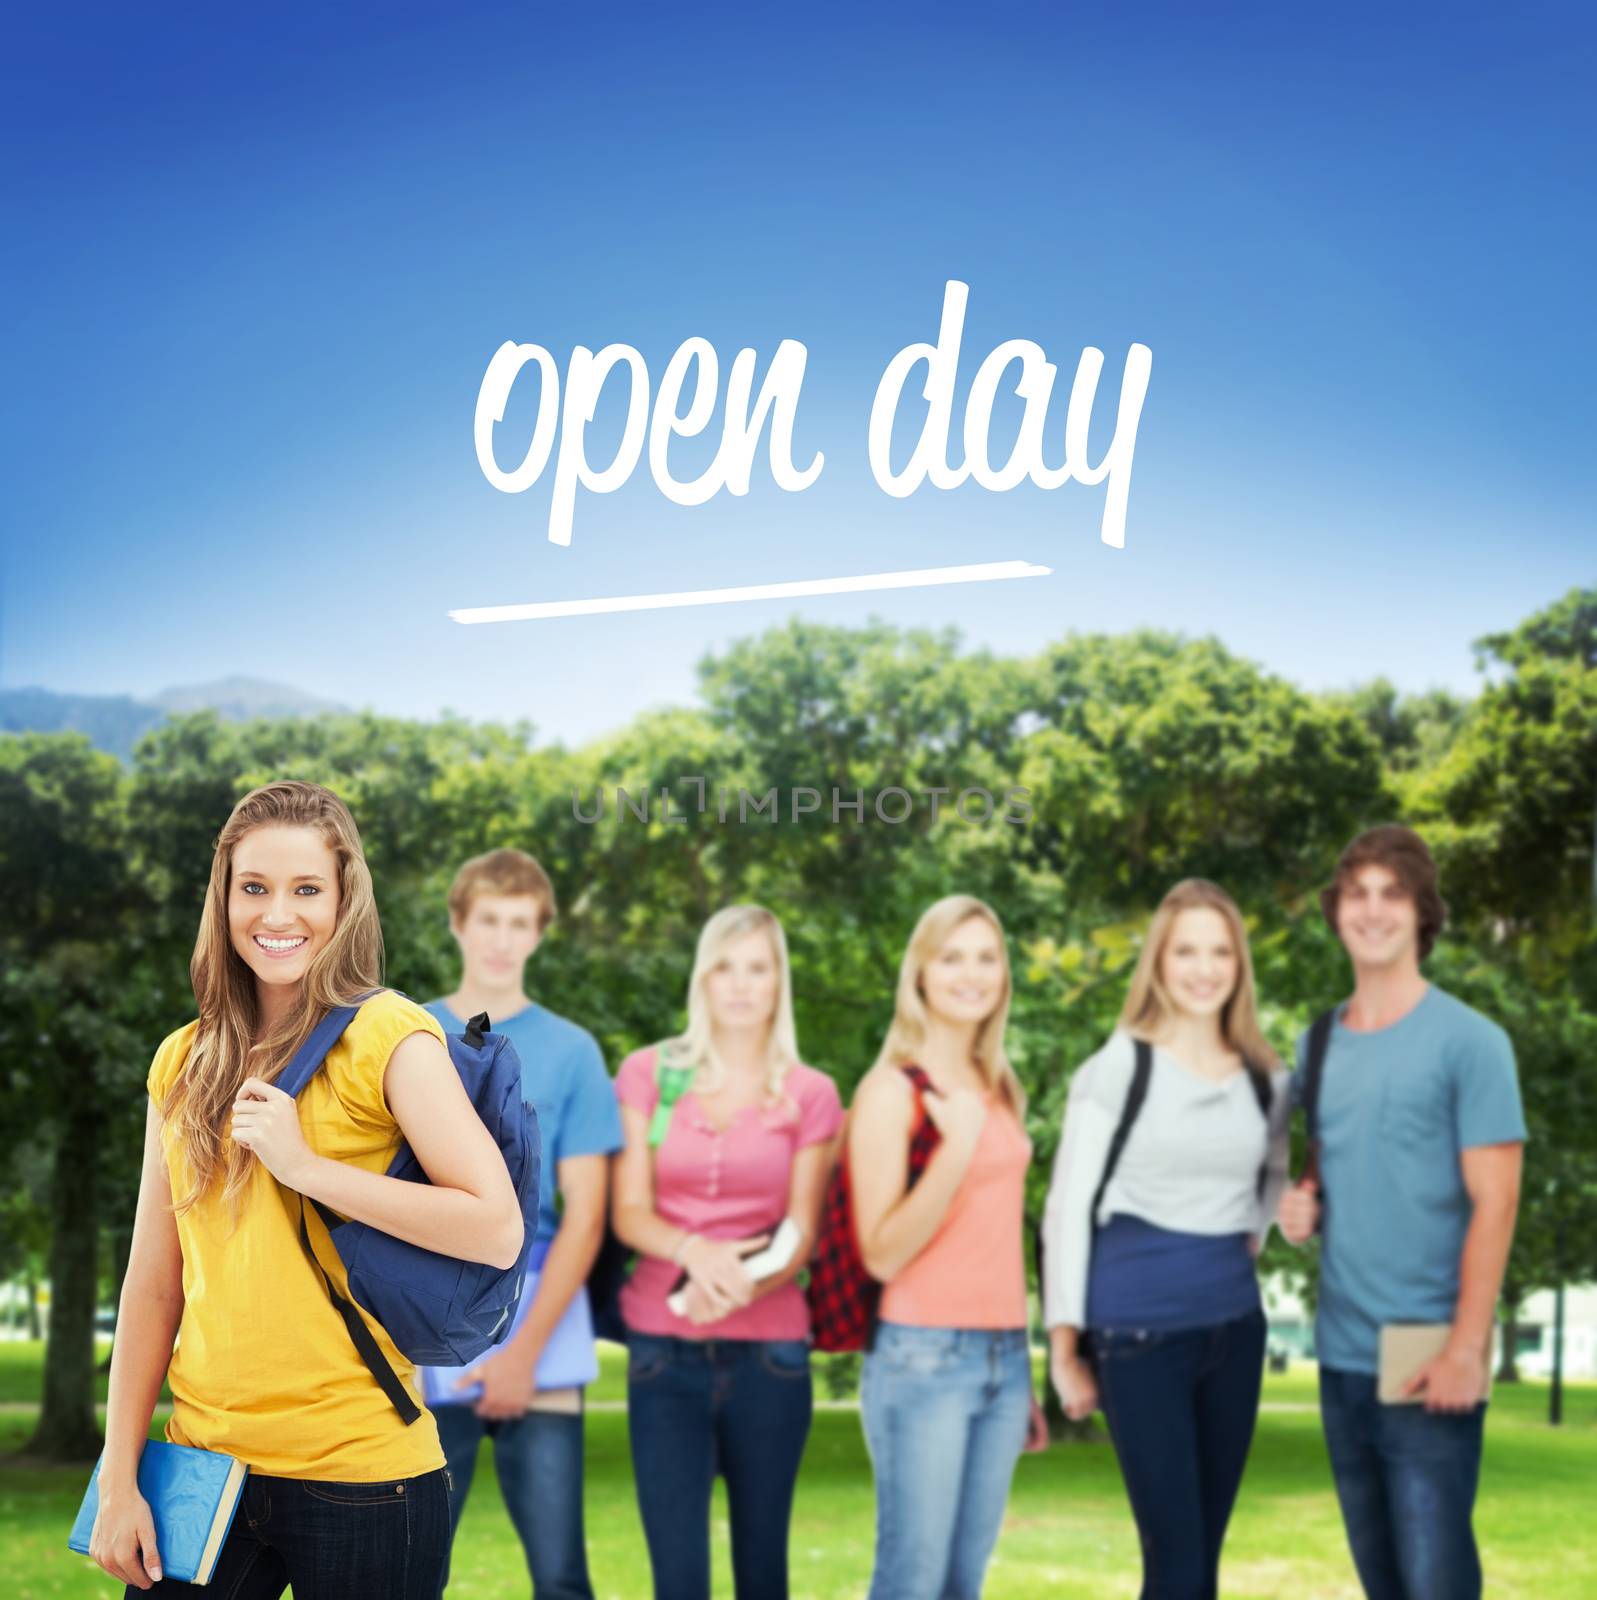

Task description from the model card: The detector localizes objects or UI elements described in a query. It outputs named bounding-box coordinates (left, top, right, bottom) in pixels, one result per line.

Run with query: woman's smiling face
left=1158, top=905, right=1238, bottom=1021
left=920, top=913, right=1007, bottom=1028
left=228, top=824, right=341, bottom=998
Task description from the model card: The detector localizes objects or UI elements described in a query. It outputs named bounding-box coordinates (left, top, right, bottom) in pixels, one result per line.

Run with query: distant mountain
left=149, top=676, right=346, bottom=721
left=0, top=678, right=350, bottom=761
left=0, top=686, right=167, bottom=760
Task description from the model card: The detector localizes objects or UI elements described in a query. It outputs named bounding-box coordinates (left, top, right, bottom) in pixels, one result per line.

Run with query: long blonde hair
left=873, top=895, right=1026, bottom=1112
left=161, top=780, right=385, bottom=1213
left=659, top=905, right=801, bottom=1104
left=1117, top=879, right=1279, bottom=1067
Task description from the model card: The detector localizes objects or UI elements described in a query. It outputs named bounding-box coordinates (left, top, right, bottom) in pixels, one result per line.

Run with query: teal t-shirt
left=426, top=998, right=623, bottom=1249
left=1295, top=984, right=1526, bottom=1375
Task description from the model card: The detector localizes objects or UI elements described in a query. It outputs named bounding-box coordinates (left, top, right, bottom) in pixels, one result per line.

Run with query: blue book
left=69, top=1439, right=248, bottom=1586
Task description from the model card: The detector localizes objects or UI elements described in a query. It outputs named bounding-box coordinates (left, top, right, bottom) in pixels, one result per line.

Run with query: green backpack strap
left=649, top=1058, right=695, bottom=1148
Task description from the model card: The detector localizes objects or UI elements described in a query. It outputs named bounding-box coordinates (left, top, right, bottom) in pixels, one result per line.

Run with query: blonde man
left=419, top=849, right=622, bottom=1600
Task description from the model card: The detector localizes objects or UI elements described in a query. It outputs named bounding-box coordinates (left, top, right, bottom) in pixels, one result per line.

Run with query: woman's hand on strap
left=261, top=1030, right=524, bottom=1269
left=920, top=1084, right=988, bottom=1157
left=231, top=1078, right=313, bottom=1188
left=1277, top=1179, right=1320, bottom=1246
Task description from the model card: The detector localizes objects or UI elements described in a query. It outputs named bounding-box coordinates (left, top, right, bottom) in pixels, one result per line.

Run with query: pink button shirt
left=616, top=1047, right=844, bottom=1341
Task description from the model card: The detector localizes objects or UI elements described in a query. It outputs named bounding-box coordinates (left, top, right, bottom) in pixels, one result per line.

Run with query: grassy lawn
left=2, top=1343, right=1593, bottom=1598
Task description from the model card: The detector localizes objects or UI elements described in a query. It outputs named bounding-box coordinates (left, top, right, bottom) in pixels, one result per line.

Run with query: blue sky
left=4, top=1, right=1592, bottom=745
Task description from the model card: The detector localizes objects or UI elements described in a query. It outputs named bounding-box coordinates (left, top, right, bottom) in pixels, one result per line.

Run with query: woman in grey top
left=1041, top=879, right=1291, bottom=1600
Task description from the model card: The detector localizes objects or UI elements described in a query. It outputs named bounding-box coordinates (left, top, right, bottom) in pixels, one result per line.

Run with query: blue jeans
left=626, top=1332, right=814, bottom=1600
left=127, top=1468, right=451, bottom=1599
left=434, top=1401, right=593, bottom=1598
left=1319, top=1366, right=1486, bottom=1600
left=1089, top=1308, right=1267, bottom=1600
left=859, top=1323, right=1032, bottom=1600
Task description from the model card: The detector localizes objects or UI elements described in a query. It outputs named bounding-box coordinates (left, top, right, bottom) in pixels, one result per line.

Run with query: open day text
left=475, top=281, right=1152, bottom=550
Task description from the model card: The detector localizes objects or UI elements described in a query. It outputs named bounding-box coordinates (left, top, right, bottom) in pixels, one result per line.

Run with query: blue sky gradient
left=4, top=1, right=1592, bottom=743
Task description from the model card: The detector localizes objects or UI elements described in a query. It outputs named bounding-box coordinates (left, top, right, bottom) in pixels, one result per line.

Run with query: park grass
left=2, top=1344, right=1594, bottom=1598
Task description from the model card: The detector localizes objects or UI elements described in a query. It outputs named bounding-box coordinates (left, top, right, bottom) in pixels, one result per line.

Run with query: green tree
left=1327, top=679, right=1467, bottom=774
left=0, top=734, right=143, bottom=1460
left=1477, top=586, right=1597, bottom=671
left=1019, top=632, right=1389, bottom=910
left=1412, top=587, right=1597, bottom=991
left=579, top=620, right=1052, bottom=1085
left=11, top=594, right=1593, bottom=1452
left=0, top=1165, right=52, bottom=1340
left=1419, top=951, right=1597, bottom=1374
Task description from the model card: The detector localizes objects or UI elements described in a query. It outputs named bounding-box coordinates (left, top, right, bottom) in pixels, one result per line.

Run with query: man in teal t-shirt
left=418, top=849, right=622, bottom=1600
left=1280, top=826, right=1524, bottom=1600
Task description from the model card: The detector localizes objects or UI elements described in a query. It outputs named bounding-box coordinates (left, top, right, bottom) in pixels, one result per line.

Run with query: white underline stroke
left=449, top=560, right=1053, bottom=624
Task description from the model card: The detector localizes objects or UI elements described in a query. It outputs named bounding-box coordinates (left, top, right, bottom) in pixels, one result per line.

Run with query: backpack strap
left=1243, top=1062, right=1273, bottom=1118
left=617, top=1054, right=699, bottom=1314
left=897, top=1066, right=945, bottom=1171
left=295, top=1194, right=421, bottom=1424
left=1090, top=1037, right=1155, bottom=1226
left=649, top=1055, right=696, bottom=1148
left=1243, top=1059, right=1273, bottom=1198
left=1301, top=1008, right=1337, bottom=1186
left=273, top=1005, right=363, bottom=1098
left=860, top=1065, right=942, bottom=1352
left=897, top=1064, right=933, bottom=1132
left=273, top=997, right=420, bottom=1423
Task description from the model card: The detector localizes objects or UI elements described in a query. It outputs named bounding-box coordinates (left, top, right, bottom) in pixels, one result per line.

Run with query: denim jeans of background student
left=126, top=1468, right=450, bottom=1600
left=626, top=1333, right=814, bottom=1600
left=434, top=1402, right=592, bottom=1599
left=1089, top=1307, right=1266, bottom=1600
left=859, top=1322, right=1032, bottom=1600
left=1318, top=1367, right=1486, bottom=1600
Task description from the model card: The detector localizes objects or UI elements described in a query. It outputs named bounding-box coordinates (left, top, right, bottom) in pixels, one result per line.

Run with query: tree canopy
left=3, top=591, right=1593, bottom=1456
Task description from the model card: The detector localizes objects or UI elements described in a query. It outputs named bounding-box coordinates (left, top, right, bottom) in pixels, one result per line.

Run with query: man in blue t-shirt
left=1280, top=826, right=1525, bottom=1600
left=419, top=849, right=623, bottom=1600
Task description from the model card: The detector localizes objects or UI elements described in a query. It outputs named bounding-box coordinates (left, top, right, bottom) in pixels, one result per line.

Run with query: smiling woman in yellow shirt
left=90, top=781, right=525, bottom=1600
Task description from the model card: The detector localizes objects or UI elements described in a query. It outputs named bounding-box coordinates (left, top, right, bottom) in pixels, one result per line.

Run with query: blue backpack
left=276, top=996, right=541, bottom=1424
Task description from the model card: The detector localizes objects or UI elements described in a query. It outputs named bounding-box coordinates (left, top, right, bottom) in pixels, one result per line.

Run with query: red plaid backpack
left=807, top=1064, right=942, bottom=1352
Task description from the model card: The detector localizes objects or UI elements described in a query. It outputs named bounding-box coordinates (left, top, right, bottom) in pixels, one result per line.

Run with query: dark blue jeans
left=1319, top=1366, right=1486, bottom=1600
left=1090, top=1308, right=1267, bottom=1600
left=626, top=1332, right=814, bottom=1600
left=127, top=1468, right=451, bottom=1599
left=434, top=1401, right=592, bottom=1598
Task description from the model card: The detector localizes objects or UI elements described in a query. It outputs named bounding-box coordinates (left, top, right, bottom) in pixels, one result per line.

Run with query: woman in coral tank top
left=847, top=895, right=1046, bottom=1600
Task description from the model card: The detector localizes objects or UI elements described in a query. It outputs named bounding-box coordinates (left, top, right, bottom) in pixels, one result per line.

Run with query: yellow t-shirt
left=148, top=990, right=448, bottom=1481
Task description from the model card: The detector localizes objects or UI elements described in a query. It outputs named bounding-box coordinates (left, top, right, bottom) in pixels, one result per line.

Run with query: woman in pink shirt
left=848, top=895, right=1043, bottom=1600
left=611, top=904, right=843, bottom=1600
